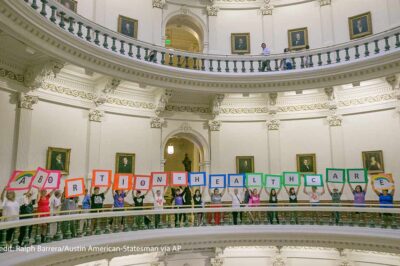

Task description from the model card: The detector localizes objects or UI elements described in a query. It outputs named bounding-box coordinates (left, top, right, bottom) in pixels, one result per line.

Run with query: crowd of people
left=0, top=180, right=396, bottom=245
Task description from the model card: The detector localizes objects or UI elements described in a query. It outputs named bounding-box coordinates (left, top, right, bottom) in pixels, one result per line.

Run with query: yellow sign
left=371, top=173, right=394, bottom=191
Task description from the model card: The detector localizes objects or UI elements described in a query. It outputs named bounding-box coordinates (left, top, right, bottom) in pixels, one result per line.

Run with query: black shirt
left=289, top=194, right=298, bottom=203
left=133, top=195, right=145, bottom=210
left=91, top=193, right=105, bottom=209
left=182, top=187, right=192, bottom=205
left=193, top=195, right=202, bottom=207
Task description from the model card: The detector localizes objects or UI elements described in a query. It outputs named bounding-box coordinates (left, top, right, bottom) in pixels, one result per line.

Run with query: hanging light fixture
left=167, top=144, right=174, bottom=155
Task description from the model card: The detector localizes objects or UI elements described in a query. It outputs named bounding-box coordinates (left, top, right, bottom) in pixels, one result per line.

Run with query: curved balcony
left=0, top=0, right=399, bottom=93
left=0, top=204, right=399, bottom=265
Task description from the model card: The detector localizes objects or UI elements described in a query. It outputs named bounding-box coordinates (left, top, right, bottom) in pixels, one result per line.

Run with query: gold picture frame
left=115, top=153, right=135, bottom=174
left=348, top=12, right=373, bottom=40
left=231, top=33, right=250, bottom=54
left=288, top=27, right=308, bottom=51
left=236, top=156, right=254, bottom=174
left=362, top=150, right=384, bottom=174
left=118, top=15, right=138, bottom=39
left=46, top=147, right=71, bottom=175
left=296, top=153, right=316, bottom=174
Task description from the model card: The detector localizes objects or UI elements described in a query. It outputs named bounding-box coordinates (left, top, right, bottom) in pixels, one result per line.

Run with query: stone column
left=266, top=118, right=281, bottom=174
left=152, top=0, right=165, bottom=46
left=207, top=5, right=219, bottom=54
left=209, top=120, right=221, bottom=174
left=15, top=93, right=38, bottom=170
left=260, top=1, right=274, bottom=52
left=319, top=0, right=334, bottom=46
left=327, top=115, right=345, bottom=168
left=150, top=117, right=164, bottom=171
left=86, top=109, right=104, bottom=186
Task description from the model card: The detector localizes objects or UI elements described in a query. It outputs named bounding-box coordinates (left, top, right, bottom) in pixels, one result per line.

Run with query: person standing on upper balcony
left=280, top=48, right=293, bottom=70
left=260, top=43, right=271, bottom=72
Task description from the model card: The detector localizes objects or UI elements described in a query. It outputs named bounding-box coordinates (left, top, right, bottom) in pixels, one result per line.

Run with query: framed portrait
left=288, top=27, right=308, bottom=51
left=118, top=15, right=138, bottom=39
left=56, top=0, right=77, bottom=12
left=296, top=153, right=316, bottom=174
left=236, top=156, right=254, bottom=174
left=362, top=150, right=384, bottom=174
left=115, top=153, right=135, bottom=174
left=348, top=12, right=372, bottom=40
left=231, top=33, right=250, bottom=54
left=46, top=147, right=71, bottom=175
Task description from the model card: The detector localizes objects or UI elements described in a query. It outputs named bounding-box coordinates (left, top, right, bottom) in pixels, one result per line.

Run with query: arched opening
left=164, top=14, right=204, bottom=68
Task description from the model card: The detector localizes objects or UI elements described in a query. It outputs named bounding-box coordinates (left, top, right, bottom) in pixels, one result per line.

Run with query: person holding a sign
left=371, top=177, right=395, bottom=225
left=208, top=188, right=226, bottom=225
left=349, top=184, right=367, bottom=207
left=303, top=185, right=325, bottom=223
left=285, top=186, right=300, bottom=224
left=1, top=188, right=20, bottom=243
left=133, top=190, right=151, bottom=228
left=327, top=184, right=344, bottom=224
left=36, top=188, right=56, bottom=242
left=111, top=189, right=129, bottom=230
left=152, top=187, right=167, bottom=228
left=91, top=186, right=111, bottom=211
left=173, top=188, right=185, bottom=227
left=228, top=188, right=243, bottom=225
left=193, top=188, right=205, bottom=226
left=248, top=188, right=262, bottom=224
left=266, top=188, right=281, bottom=224
left=18, top=189, right=35, bottom=246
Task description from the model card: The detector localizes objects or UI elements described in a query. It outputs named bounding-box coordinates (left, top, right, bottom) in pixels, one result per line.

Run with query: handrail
left=17, top=0, right=400, bottom=74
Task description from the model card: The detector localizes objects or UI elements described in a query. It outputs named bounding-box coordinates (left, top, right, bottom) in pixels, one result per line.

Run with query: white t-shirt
left=262, top=47, right=271, bottom=56
left=230, top=192, right=242, bottom=208
left=309, top=192, right=321, bottom=203
left=51, top=197, right=61, bottom=214
left=153, top=194, right=165, bottom=210
left=2, top=199, right=20, bottom=221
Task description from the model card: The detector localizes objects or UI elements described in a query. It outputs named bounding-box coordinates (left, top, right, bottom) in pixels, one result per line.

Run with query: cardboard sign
left=326, top=168, right=345, bottom=184
left=170, top=172, right=188, bottom=187
left=304, top=174, right=324, bottom=187
left=6, top=170, right=36, bottom=191
left=246, top=173, right=263, bottom=187
left=31, top=167, right=50, bottom=189
left=43, top=170, right=62, bottom=189
left=114, top=174, right=132, bottom=190
left=228, top=174, right=245, bottom=188
left=189, top=172, right=206, bottom=186
left=265, top=175, right=282, bottom=189
left=134, top=175, right=152, bottom=190
left=371, top=173, right=394, bottom=191
left=209, top=174, right=226, bottom=188
left=151, top=172, right=168, bottom=187
left=347, top=169, right=367, bottom=184
left=92, top=170, right=112, bottom=187
left=65, top=178, right=85, bottom=198
left=283, top=172, right=301, bottom=187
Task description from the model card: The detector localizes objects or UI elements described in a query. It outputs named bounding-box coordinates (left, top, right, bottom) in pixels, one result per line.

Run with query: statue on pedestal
left=182, top=153, right=192, bottom=172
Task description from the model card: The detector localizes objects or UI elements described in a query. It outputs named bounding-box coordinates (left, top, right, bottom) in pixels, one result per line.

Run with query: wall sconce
left=167, top=145, right=174, bottom=155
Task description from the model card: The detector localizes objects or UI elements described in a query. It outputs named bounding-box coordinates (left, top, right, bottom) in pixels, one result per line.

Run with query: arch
left=162, top=128, right=210, bottom=164
left=162, top=9, right=208, bottom=51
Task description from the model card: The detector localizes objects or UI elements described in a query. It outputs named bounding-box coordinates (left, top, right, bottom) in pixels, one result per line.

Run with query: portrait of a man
left=115, top=153, right=135, bottom=174
left=231, top=33, right=250, bottom=54
left=46, top=147, right=71, bottom=175
left=236, top=156, right=254, bottom=174
left=288, top=27, right=308, bottom=51
left=57, top=0, right=77, bottom=12
left=118, top=15, right=138, bottom=39
left=349, top=12, right=372, bottom=40
left=296, top=154, right=316, bottom=174
left=362, top=150, right=384, bottom=174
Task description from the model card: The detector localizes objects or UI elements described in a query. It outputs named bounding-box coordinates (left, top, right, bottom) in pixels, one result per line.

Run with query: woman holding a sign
left=36, top=188, right=56, bottom=242
left=248, top=188, right=262, bottom=224
left=208, top=188, right=226, bottom=225
left=1, top=188, right=19, bottom=243
left=266, top=188, right=281, bottom=224
left=285, top=186, right=300, bottom=224
left=371, top=175, right=395, bottom=226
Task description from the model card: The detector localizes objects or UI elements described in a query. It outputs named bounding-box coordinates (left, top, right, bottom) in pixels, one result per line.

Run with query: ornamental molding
left=165, top=104, right=211, bottom=113
left=0, top=67, right=24, bottom=83
left=385, top=75, right=399, bottom=90
left=337, top=92, right=396, bottom=107
left=319, top=0, right=331, bottom=6
left=206, top=5, right=219, bottom=16
left=211, top=94, right=225, bottom=117
left=260, top=1, right=273, bottom=16
left=150, top=117, right=165, bottom=128
left=94, top=77, right=121, bottom=107
left=324, top=87, right=335, bottom=100
left=221, top=107, right=268, bottom=114
left=155, top=89, right=173, bottom=116
left=266, top=119, right=280, bottom=130
left=278, top=103, right=329, bottom=112
left=269, top=92, right=278, bottom=106
left=180, top=122, right=192, bottom=132
left=88, top=109, right=104, bottom=122
left=152, top=0, right=166, bottom=9
left=327, top=114, right=342, bottom=126
left=208, top=120, right=221, bottom=131
left=18, top=92, right=38, bottom=109
left=23, top=60, right=64, bottom=90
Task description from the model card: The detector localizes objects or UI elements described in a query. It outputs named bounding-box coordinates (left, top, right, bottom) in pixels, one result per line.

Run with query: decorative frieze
left=207, top=5, right=219, bottom=16
left=18, top=93, right=38, bottom=110
left=260, top=0, right=273, bottom=15
left=150, top=117, right=164, bottom=128
left=155, top=89, right=173, bottom=116
left=152, top=0, right=165, bottom=9
left=212, top=94, right=225, bottom=117
left=165, top=105, right=210, bottom=113
left=0, top=67, right=24, bottom=82
left=327, top=114, right=342, bottom=126
left=319, top=0, right=331, bottom=6
left=24, top=60, right=64, bottom=90
left=266, top=119, right=280, bottom=130
left=89, top=109, right=104, bottom=122
left=208, top=120, right=221, bottom=131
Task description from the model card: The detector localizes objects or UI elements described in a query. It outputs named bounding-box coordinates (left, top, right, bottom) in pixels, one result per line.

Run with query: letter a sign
left=326, top=168, right=345, bottom=184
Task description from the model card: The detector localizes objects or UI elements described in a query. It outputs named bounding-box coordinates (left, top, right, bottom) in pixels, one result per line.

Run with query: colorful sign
left=326, top=168, right=345, bottom=183
left=246, top=173, right=263, bottom=187
left=228, top=174, right=245, bottom=188
left=283, top=172, right=301, bottom=187
left=265, top=175, right=282, bottom=189
left=43, top=170, right=62, bottom=190
left=170, top=172, right=188, bottom=187
left=31, top=167, right=50, bottom=189
left=92, top=170, right=112, bottom=187
left=371, top=173, right=394, bottom=191
left=151, top=172, right=169, bottom=187
left=347, top=168, right=368, bottom=184
left=209, top=174, right=226, bottom=188
left=114, top=174, right=133, bottom=190
left=189, top=172, right=206, bottom=186
left=65, top=178, right=85, bottom=198
left=134, top=175, right=152, bottom=190
left=304, top=174, right=324, bottom=187
left=6, top=170, right=36, bottom=191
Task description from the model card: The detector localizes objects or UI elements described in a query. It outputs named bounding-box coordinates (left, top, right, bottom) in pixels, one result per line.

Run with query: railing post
left=274, top=59, right=279, bottom=71
left=384, top=36, right=390, bottom=51
left=123, top=216, right=129, bottom=232
left=185, top=56, right=189, bottom=68
left=364, top=43, right=370, bottom=57
left=345, top=47, right=350, bottom=61
left=317, top=53, right=322, bottom=66
left=354, top=45, right=360, bottom=59
left=65, top=221, right=72, bottom=239
left=217, top=60, right=222, bottom=72
left=131, top=215, right=138, bottom=231
left=161, top=52, right=165, bottom=64
left=85, top=219, right=91, bottom=236
left=59, top=12, right=66, bottom=29
left=308, top=55, right=314, bottom=67
left=11, top=227, right=20, bottom=250
left=104, top=217, right=111, bottom=234
left=55, top=222, right=63, bottom=240
left=225, top=60, right=229, bottom=72
left=241, top=61, right=246, bottom=72
left=136, top=46, right=142, bottom=59
left=233, top=60, right=238, bottom=73
left=120, top=40, right=125, bottom=55
left=257, top=60, right=262, bottom=72
left=291, top=57, right=296, bottom=69
left=50, top=6, right=57, bottom=23
left=45, top=223, right=52, bottom=242
left=0, top=230, right=7, bottom=251
left=300, top=56, right=305, bottom=68
left=201, top=59, right=205, bottom=71
left=193, top=57, right=197, bottom=69
left=77, top=22, right=83, bottom=38
left=103, top=34, right=109, bottom=48
left=335, top=50, right=341, bottom=63
left=86, top=26, right=92, bottom=42
left=326, top=52, right=332, bottom=64
left=250, top=60, right=254, bottom=72
left=22, top=226, right=30, bottom=246
left=94, top=30, right=100, bottom=45
left=75, top=220, right=82, bottom=237
left=68, top=17, right=75, bottom=33
left=40, top=0, right=48, bottom=17
left=177, top=55, right=182, bottom=67
left=111, top=37, right=117, bottom=52
left=31, top=0, right=39, bottom=10
left=209, top=59, right=214, bottom=72
left=144, top=48, right=149, bottom=61
left=374, top=40, right=380, bottom=54
left=34, top=224, right=41, bottom=245
left=395, top=33, right=400, bottom=48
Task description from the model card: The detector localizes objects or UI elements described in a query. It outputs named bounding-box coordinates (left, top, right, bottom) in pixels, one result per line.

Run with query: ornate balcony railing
left=19, top=0, right=400, bottom=75
left=0, top=203, right=398, bottom=253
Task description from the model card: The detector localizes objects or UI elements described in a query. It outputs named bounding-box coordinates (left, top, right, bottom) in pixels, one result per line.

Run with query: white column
left=266, top=119, right=281, bottom=174
left=327, top=115, right=345, bottom=168
left=15, top=93, right=38, bottom=170
left=207, top=12, right=219, bottom=54
left=261, top=5, right=274, bottom=52
left=150, top=117, right=163, bottom=171
left=151, top=1, right=164, bottom=46
left=386, top=0, right=400, bottom=27
left=87, top=109, right=104, bottom=186
left=209, top=120, right=221, bottom=173
left=319, top=0, right=335, bottom=46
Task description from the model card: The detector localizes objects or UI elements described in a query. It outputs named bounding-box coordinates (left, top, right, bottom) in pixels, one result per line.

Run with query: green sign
left=165, top=39, right=171, bottom=45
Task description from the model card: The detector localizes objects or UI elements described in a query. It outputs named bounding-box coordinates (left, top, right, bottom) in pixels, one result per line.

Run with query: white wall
left=75, top=0, right=400, bottom=54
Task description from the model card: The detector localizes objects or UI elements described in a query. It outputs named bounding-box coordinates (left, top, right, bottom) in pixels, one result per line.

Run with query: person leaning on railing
left=260, top=43, right=271, bottom=72
left=280, top=48, right=293, bottom=70
left=1, top=188, right=19, bottom=244
left=327, top=183, right=345, bottom=225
